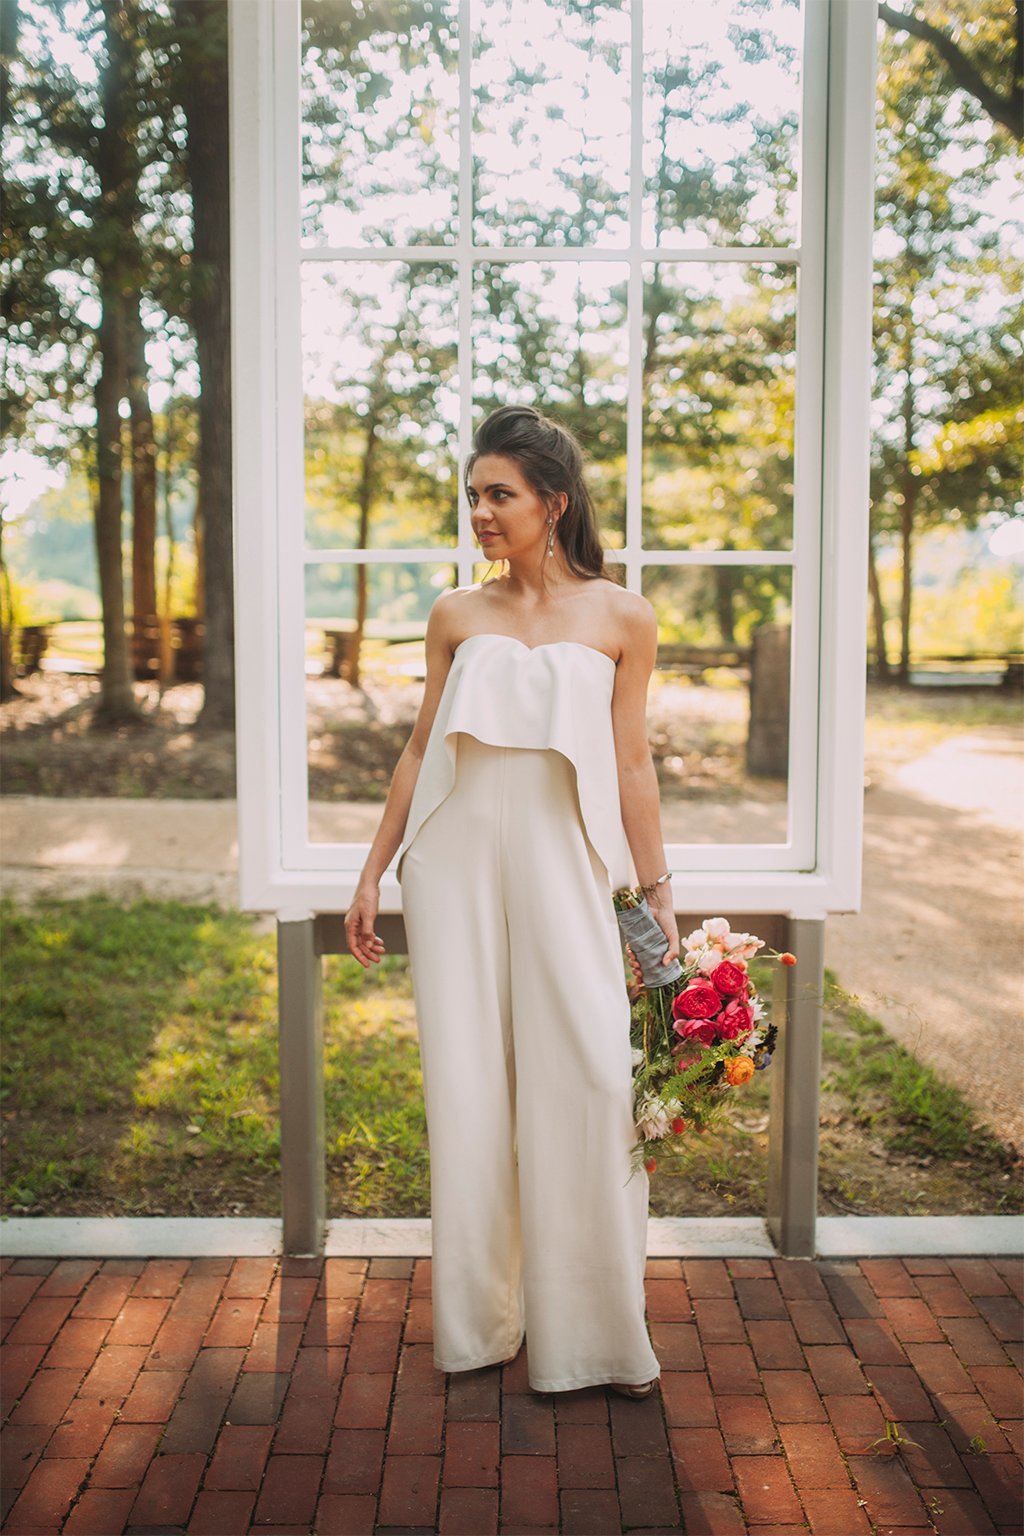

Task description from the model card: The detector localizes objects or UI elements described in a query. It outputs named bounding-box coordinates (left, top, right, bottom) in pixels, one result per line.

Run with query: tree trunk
left=351, top=418, right=380, bottom=690
left=127, top=294, right=158, bottom=678
left=713, top=565, right=737, bottom=645
left=0, top=533, right=18, bottom=702
left=93, top=281, right=137, bottom=722
left=177, top=0, right=234, bottom=731
left=897, top=352, right=918, bottom=686
left=867, top=530, right=890, bottom=680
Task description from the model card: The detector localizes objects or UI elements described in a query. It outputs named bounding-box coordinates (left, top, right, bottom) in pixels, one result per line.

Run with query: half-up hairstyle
left=465, top=405, right=607, bottom=579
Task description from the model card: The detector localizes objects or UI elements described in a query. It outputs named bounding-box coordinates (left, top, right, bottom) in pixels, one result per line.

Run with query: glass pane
left=644, top=564, right=792, bottom=844
left=642, top=263, right=796, bottom=550
left=303, top=263, right=459, bottom=549
left=643, top=0, right=802, bottom=247
left=472, top=261, right=628, bottom=546
left=473, top=0, right=631, bottom=247
left=305, top=563, right=454, bottom=843
left=301, top=0, right=459, bottom=247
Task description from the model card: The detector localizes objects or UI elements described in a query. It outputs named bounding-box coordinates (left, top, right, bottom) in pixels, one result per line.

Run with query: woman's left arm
left=611, top=596, right=680, bottom=966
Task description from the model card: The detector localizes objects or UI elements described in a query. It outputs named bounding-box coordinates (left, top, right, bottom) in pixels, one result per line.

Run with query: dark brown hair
left=465, top=405, right=606, bottom=579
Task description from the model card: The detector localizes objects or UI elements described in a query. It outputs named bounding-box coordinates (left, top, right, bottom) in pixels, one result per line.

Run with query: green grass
left=1, top=899, right=1019, bottom=1220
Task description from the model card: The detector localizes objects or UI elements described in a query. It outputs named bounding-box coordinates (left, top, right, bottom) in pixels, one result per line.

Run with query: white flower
left=684, top=929, right=706, bottom=950
left=636, top=1096, right=671, bottom=1140
left=750, top=997, right=766, bottom=1022
left=684, top=948, right=705, bottom=968
left=697, top=950, right=720, bottom=974
left=631, top=1047, right=645, bottom=1069
left=702, top=917, right=731, bottom=940
left=746, top=1028, right=766, bottom=1049
left=727, top=932, right=765, bottom=961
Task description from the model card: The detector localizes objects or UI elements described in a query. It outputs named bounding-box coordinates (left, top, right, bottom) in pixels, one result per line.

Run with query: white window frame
left=229, top=0, right=876, bottom=919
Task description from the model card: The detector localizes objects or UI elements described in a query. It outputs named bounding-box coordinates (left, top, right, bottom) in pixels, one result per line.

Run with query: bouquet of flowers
left=613, top=891, right=795, bottom=1173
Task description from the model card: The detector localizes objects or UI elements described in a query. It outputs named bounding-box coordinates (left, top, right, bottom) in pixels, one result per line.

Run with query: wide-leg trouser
left=401, top=735, right=659, bottom=1392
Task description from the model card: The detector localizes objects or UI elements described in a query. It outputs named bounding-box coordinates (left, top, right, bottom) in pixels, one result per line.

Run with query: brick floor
left=0, top=1254, right=1021, bottom=1534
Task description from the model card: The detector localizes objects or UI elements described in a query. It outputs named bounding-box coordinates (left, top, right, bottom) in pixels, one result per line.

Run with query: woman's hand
left=345, top=882, right=386, bottom=968
left=647, top=889, right=680, bottom=969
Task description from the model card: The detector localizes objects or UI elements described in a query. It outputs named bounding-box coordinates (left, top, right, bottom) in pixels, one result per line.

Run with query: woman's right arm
left=345, top=593, right=458, bottom=967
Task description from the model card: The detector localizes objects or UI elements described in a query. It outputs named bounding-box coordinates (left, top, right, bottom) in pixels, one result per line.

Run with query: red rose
left=675, top=1018, right=717, bottom=1047
left=717, top=999, right=754, bottom=1041
left=672, top=981, right=721, bottom=1020
left=711, top=961, right=747, bottom=996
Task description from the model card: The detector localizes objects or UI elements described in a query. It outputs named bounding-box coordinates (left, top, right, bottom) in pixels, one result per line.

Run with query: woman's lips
left=477, top=531, right=499, bottom=543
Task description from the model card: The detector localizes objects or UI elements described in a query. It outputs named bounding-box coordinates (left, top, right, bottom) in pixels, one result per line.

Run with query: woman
left=345, top=404, right=678, bottom=1396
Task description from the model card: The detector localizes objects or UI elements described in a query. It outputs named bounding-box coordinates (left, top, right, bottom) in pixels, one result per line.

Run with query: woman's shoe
left=610, top=1380, right=657, bottom=1399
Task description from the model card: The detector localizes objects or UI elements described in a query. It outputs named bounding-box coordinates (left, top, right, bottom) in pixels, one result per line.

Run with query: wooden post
left=767, top=917, right=826, bottom=1258
left=277, top=917, right=326, bottom=1256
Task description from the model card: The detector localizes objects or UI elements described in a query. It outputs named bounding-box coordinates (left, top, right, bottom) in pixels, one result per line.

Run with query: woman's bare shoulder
left=427, top=583, right=493, bottom=648
left=598, top=582, right=657, bottom=648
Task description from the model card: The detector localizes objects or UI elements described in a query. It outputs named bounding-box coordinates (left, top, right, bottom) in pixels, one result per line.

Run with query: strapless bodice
left=397, top=633, right=635, bottom=890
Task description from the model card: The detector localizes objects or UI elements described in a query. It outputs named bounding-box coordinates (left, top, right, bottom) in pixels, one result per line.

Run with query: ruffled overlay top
left=396, top=632, right=635, bottom=892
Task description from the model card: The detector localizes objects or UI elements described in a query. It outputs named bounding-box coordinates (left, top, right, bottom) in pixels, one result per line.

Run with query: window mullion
left=625, top=0, right=644, bottom=593
left=457, top=0, right=474, bottom=587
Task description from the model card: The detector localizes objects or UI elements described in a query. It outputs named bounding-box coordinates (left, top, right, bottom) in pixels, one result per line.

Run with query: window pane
left=643, top=0, right=802, bottom=248
left=644, top=564, right=792, bottom=845
left=473, top=0, right=631, bottom=247
left=305, top=563, right=454, bottom=844
left=303, top=263, right=459, bottom=549
left=642, top=263, right=796, bottom=550
left=473, top=261, right=628, bottom=546
left=301, top=0, right=459, bottom=247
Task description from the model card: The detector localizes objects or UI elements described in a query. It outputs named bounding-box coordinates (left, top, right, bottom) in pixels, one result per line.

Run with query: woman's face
left=467, top=454, right=561, bottom=562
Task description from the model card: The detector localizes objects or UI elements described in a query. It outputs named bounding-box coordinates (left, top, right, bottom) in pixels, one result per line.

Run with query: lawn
left=2, top=897, right=1020, bottom=1221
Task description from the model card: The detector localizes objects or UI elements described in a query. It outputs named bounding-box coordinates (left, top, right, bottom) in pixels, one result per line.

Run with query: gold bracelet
left=639, top=871, right=672, bottom=896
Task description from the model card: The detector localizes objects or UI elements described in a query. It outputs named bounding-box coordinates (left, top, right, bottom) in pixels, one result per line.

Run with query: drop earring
left=546, top=517, right=555, bottom=557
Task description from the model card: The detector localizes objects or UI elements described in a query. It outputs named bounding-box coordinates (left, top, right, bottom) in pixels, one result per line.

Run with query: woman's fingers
left=345, top=905, right=385, bottom=967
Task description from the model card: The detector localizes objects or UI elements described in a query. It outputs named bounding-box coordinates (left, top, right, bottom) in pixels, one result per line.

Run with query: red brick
left=941, top=1315, right=1011, bottom=1366
left=847, top=1452, right=930, bottom=1527
left=262, top=1276, right=318, bottom=1325
left=205, top=1296, right=262, bottom=1348
left=182, top=1345, right=244, bottom=1396
left=500, top=1454, right=559, bottom=1526
left=71, top=1271, right=135, bottom=1320
left=779, top=1422, right=850, bottom=1488
left=668, top=1426, right=733, bottom=1492
left=821, top=1273, right=883, bottom=1319
left=646, top=1258, right=683, bottom=1278
left=879, top=1294, right=945, bottom=1343
left=395, top=1340, right=445, bottom=1397
left=555, top=1423, right=614, bottom=1489
left=251, top=1453, right=323, bottom=1525
left=894, top=1421, right=970, bottom=1488
left=967, top=1450, right=1024, bottom=1525
left=550, top=1386, right=607, bottom=1423
left=774, top=1261, right=829, bottom=1302
left=403, top=1296, right=432, bottom=1343
left=314, top=1492, right=378, bottom=1534
left=559, top=1487, right=621, bottom=1534
left=997, top=1414, right=1024, bottom=1457
left=678, top=1489, right=748, bottom=1534
left=682, top=1260, right=732, bottom=1298
left=732, top=1454, right=803, bottom=1525
left=205, top=1424, right=274, bottom=1491
left=119, top=1366, right=185, bottom=1422
left=976, top=1294, right=1024, bottom=1342
left=444, top=1420, right=500, bottom=1486
left=226, top=1371, right=289, bottom=1425
left=89, top=1421, right=163, bottom=1487
left=1, top=1425, right=49, bottom=1490
left=376, top=1453, right=440, bottom=1526
left=649, top=1321, right=702, bottom=1370
left=948, top=1259, right=1010, bottom=1296
left=924, top=1486, right=997, bottom=1535
left=734, top=1278, right=787, bottom=1321
left=347, top=1319, right=401, bottom=1374
left=762, top=1369, right=826, bottom=1423
left=747, top=1320, right=803, bottom=1369
left=355, top=1277, right=408, bottom=1322
left=904, top=1340, right=973, bottom=1396
left=438, top=1485, right=497, bottom=1534
left=501, top=1346, right=531, bottom=1394
left=800, top=1486, right=873, bottom=1535
left=386, top=1392, right=444, bottom=1455
left=931, top=1391, right=1010, bottom=1455
left=968, top=1363, right=1024, bottom=1419
left=843, top=1317, right=906, bottom=1365
left=226, top=1258, right=278, bottom=1298
left=78, top=1343, right=146, bottom=1401
left=1, top=1343, right=48, bottom=1413
left=859, top=1259, right=918, bottom=1298
left=132, top=1258, right=189, bottom=1296
left=410, top=1257, right=431, bottom=1295
left=717, top=1395, right=779, bottom=1454
left=4, top=1456, right=88, bottom=1530
left=322, top=1258, right=368, bottom=1298
left=44, top=1396, right=117, bottom=1459
left=866, top=1364, right=936, bottom=1421
left=903, top=1257, right=950, bottom=1274
left=501, top=1392, right=556, bottom=1455
left=187, top=1489, right=255, bottom=1534
left=305, top=1296, right=357, bottom=1347
left=914, top=1275, right=977, bottom=1317
left=804, top=1344, right=868, bottom=1396
left=5, top=1295, right=76, bottom=1345
left=1, top=1274, right=45, bottom=1317
left=323, top=1429, right=386, bottom=1495
left=243, top=1320, right=303, bottom=1373
left=41, top=1318, right=109, bottom=1372
left=694, top=1298, right=744, bottom=1342
left=660, top=1370, right=717, bottom=1427
left=146, top=1315, right=206, bottom=1370
left=273, top=1391, right=335, bottom=1454
left=445, top=1369, right=500, bottom=1422
left=730, top=1259, right=775, bottom=1278
left=608, top=1390, right=670, bottom=1458
left=786, top=1300, right=845, bottom=1346
left=127, top=1449, right=205, bottom=1523
left=616, top=1450, right=680, bottom=1526
left=705, top=1342, right=760, bottom=1395
left=335, top=1372, right=392, bottom=1429
left=62, top=1487, right=135, bottom=1534
left=10, top=1368, right=83, bottom=1426
left=37, top=1260, right=99, bottom=1298
left=644, top=1278, right=693, bottom=1321
left=105, top=1296, right=171, bottom=1347
left=823, top=1392, right=887, bottom=1453
left=286, top=1346, right=346, bottom=1398
left=165, top=1272, right=224, bottom=1323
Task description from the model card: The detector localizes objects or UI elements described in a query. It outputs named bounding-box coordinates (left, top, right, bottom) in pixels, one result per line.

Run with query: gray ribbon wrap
left=616, top=897, right=683, bottom=988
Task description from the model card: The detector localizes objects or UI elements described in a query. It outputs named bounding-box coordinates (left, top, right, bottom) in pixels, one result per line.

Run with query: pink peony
left=675, top=1018, right=718, bottom=1047
left=716, top=999, right=754, bottom=1041
left=710, top=961, right=747, bottom=996
left=672, top=981, right=721, bottom=1021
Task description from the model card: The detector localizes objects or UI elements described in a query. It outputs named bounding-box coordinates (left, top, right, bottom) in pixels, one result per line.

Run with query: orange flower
left=725, top=1055, right=755, bottom=1085
left=779, top=952, right=796, bottom=966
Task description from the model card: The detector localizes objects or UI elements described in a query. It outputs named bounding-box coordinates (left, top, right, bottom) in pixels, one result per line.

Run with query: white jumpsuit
left=398, top=633, right=660, bottom=1393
